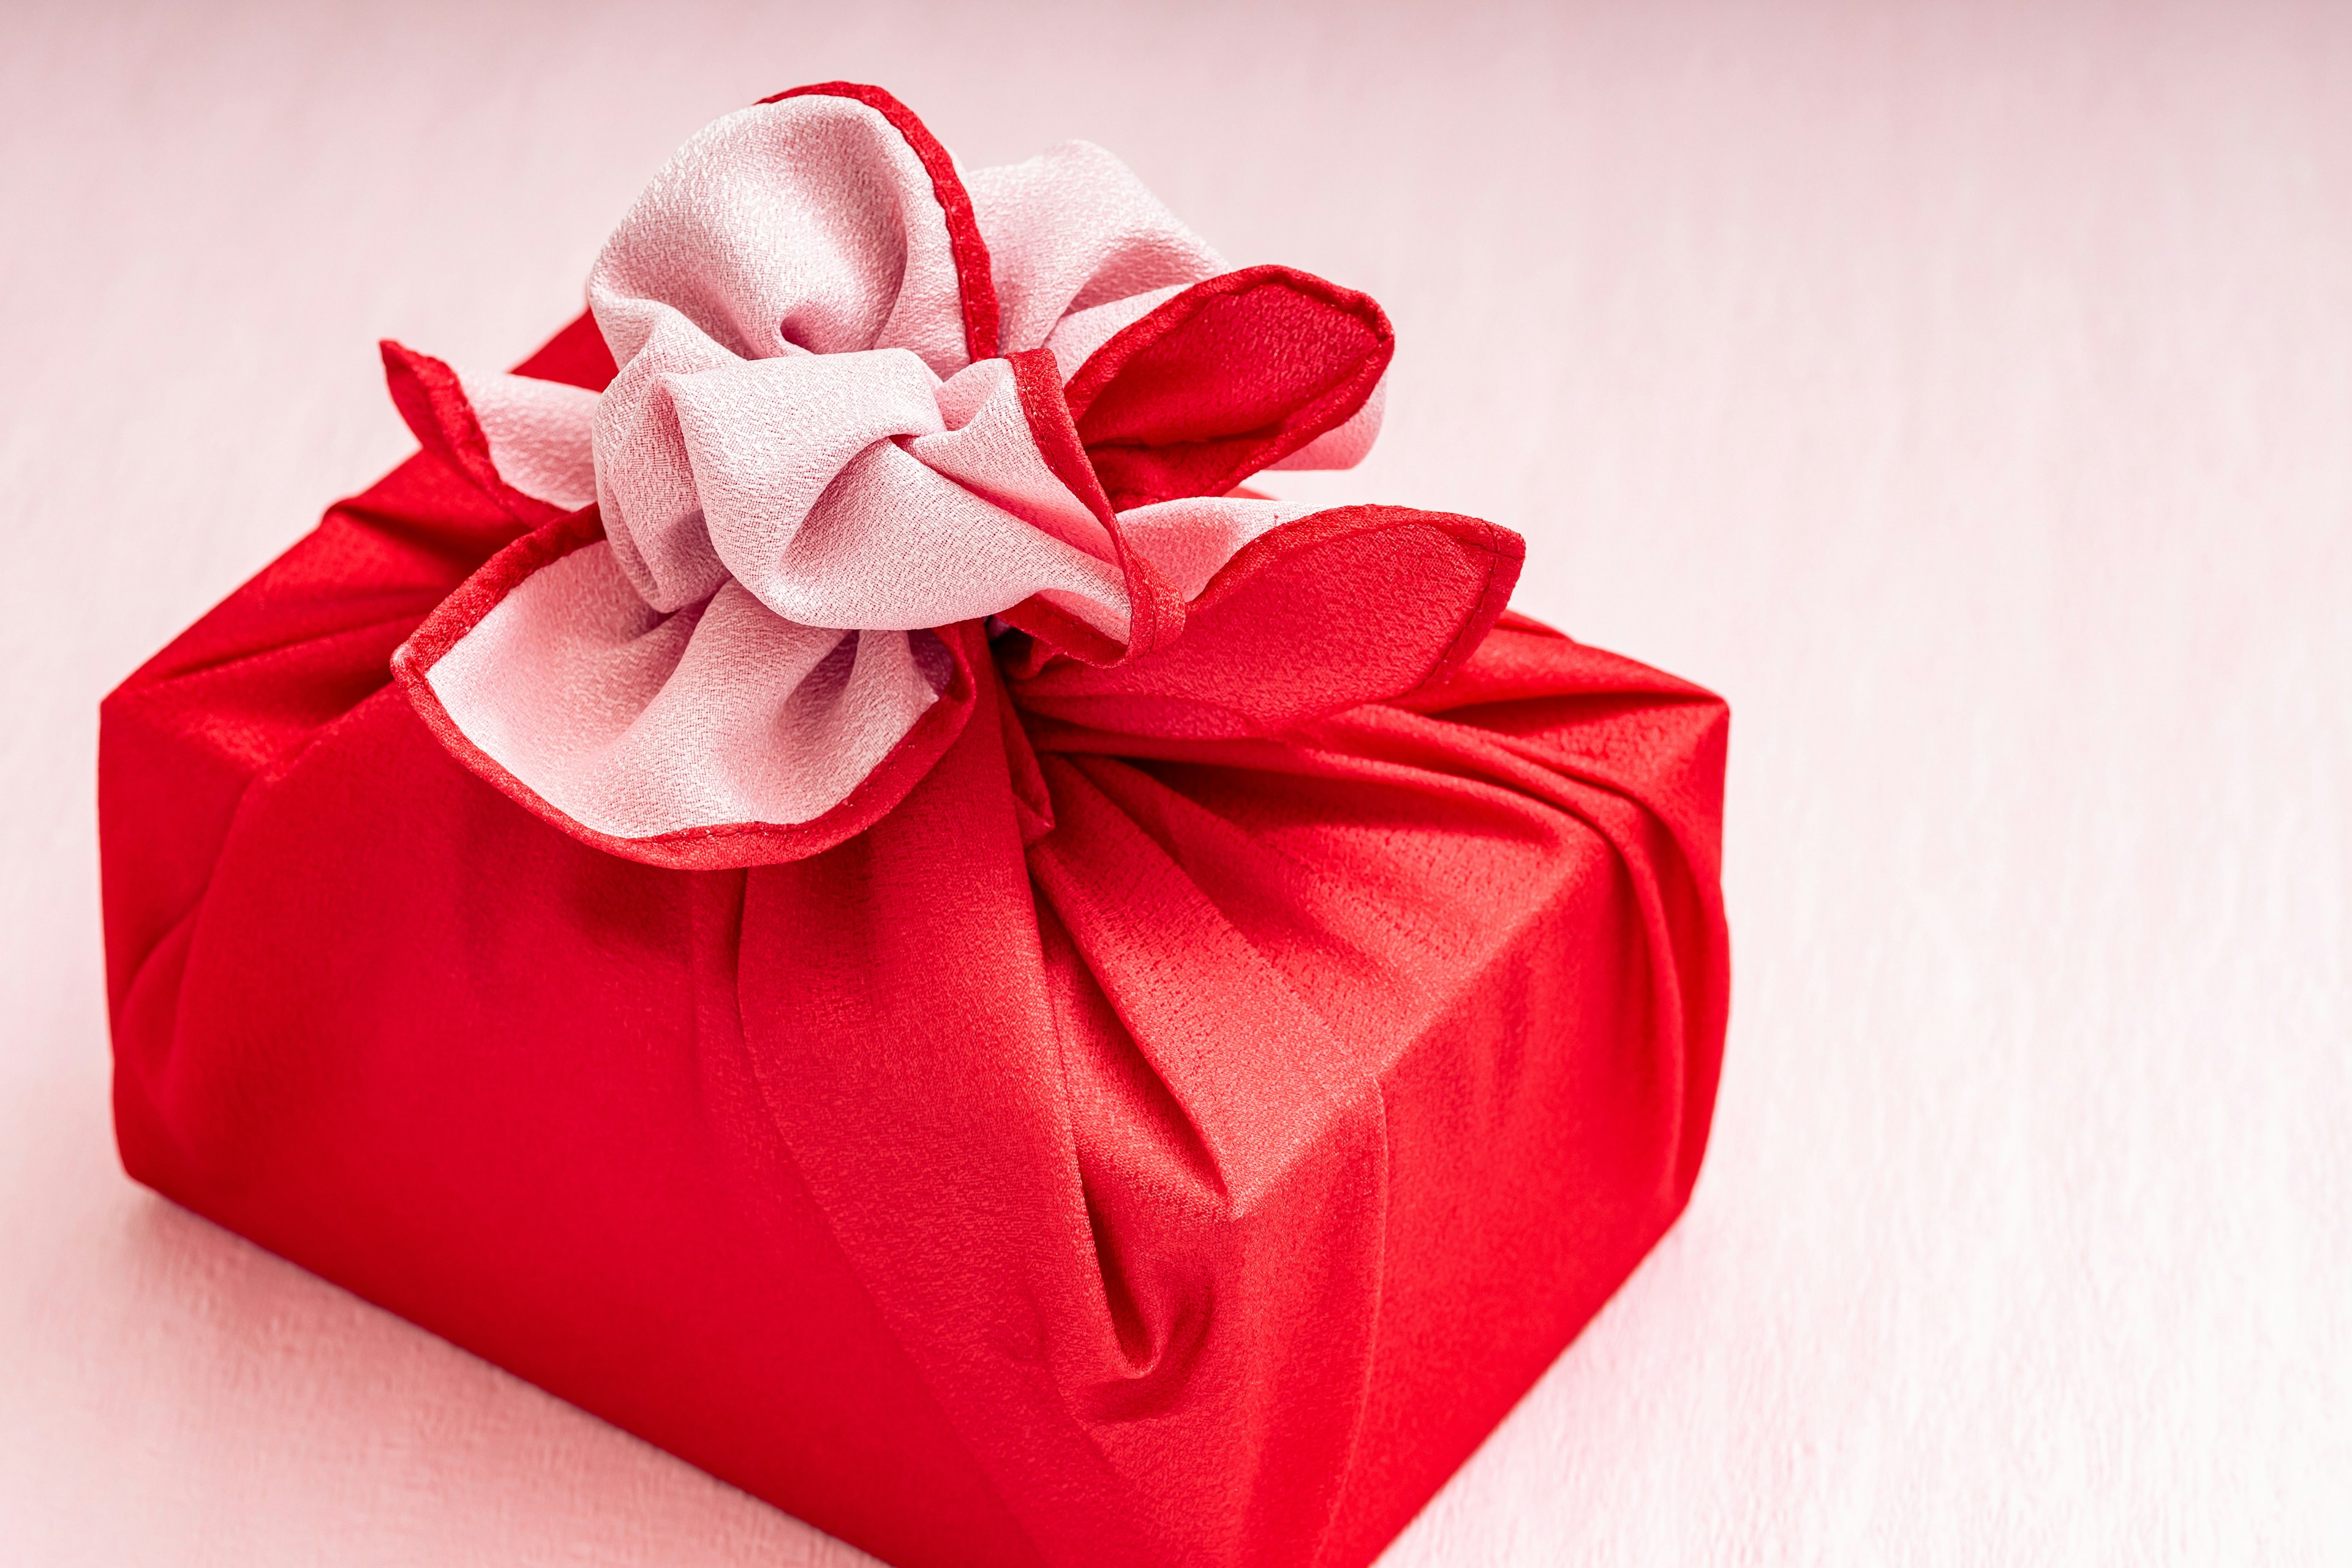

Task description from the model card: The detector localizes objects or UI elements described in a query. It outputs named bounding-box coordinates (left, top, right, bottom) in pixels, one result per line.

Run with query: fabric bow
left=385, top=83, right=1520, bottom=867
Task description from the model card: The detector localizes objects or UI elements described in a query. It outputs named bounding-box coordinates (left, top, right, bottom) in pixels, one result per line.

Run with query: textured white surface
left=4, top=2, right=2348, bottom=1562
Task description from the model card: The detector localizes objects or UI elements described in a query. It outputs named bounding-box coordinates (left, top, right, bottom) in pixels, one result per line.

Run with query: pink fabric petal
left=1112, top=496, right=1316, bottom=601
left=422, top=537, right=951, bottom=839
left=587, top=300, right=742, bottom=609
left=456, top=370, right=600, bottom=510
left=601, top=345, right=1131, bottom=634
left=966, top=140, right=1224, bottom=353
left=590, top=94, right=973, bottom=374
left=922, top=358, right=1117, bottom=560
left=397, top=86, right=1400, bottom=858
left=760, top=434, right=1127, bottom=635
left=1041, top=285, right=1188, bottom=383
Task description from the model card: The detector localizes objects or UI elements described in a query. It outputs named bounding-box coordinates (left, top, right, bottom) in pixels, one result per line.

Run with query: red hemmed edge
left=391, top=508, right=983, bottom=872
left=761, top=81, right=1001, bottom=367
left=994, top=348, right=1187, bottom=673
left=1327, top=507, right=1517, bottom=693
left=1009, top=505, right=1525, bottom=741
left=1193, top=507, right=1523, bottom=690
left=380, top=341, right=569, bottom=528
left=1062, top=264, right=1395, bottom=509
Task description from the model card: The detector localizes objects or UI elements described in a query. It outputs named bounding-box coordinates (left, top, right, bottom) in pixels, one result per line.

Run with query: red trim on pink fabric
left=1062, top=265, right=1394, bottom=509
left=997, top=348, right=1186, bottom=671
left=1009, top=349, right=1118, bottom=526
left=380, top=341, right=568, bottom=529
left=392, top=507, right=983, bottom=870
left=761, top=81, right=1001, bottom=366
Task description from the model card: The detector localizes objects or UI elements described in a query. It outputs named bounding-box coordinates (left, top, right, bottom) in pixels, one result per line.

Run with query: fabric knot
left=381, top=83, right=1468, bottom=869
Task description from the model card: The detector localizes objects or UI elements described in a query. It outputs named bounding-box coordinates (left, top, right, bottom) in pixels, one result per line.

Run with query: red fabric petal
left=1013, top=505, right=1522, bottom=739
left=1064, top=265, right=1393, bottom=510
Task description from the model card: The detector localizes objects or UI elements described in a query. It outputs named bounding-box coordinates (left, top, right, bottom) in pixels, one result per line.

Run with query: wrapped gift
left=100, top=83, right=1729, bottom=1568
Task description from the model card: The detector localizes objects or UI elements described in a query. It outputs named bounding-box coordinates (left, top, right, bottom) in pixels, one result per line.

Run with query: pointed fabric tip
left=1012, top=505, right=1523, bottom=741
left=1063, top=265, right=1395, bottom=511
left=380, top=340, right=582, bottom=526
left=384, top=85, right=1450, bottom=867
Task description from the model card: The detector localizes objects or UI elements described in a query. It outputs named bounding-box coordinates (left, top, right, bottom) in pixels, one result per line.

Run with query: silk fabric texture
left=383, top=83, right=1393, bottom=864
left=99, top=84, right=1730, bottom=1568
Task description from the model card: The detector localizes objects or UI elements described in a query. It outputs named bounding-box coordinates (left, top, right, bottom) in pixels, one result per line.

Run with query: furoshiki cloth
left=99, top=83, right=1730, bottom=1568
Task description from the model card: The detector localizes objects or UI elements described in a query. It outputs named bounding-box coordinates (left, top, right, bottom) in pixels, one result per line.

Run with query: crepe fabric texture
left=97, top=84, right=1730, bottom=1568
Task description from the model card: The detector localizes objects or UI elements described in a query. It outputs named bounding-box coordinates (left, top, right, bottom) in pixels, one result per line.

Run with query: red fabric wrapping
left=1062, top=264, right=1394, bottom=510
left=388, top=507, right=987, bottom=873
left=100, top=315, right=1729, bottom=1568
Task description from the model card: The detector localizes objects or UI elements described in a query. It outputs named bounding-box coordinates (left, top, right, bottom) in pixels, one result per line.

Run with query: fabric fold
left=1012, top=506, right=1521, bottom=741
left=101, top=75, right=1735, bottom=1568
left=379, top=84, right=1422, bottom=864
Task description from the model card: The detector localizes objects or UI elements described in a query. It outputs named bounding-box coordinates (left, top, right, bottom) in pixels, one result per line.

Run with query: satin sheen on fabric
left=100, top=312, right=1728, bottom=1568
left=100, top=81, right=1728, bottom=1568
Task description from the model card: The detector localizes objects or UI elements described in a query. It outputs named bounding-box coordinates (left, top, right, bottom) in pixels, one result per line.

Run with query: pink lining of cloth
left=425, top=543, right=953, bottom=841
left=393, top=87, right=1382, bottom=849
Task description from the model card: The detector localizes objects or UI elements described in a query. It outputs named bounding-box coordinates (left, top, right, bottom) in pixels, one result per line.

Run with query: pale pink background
left=5, top=2, right=2350, bottom=1562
